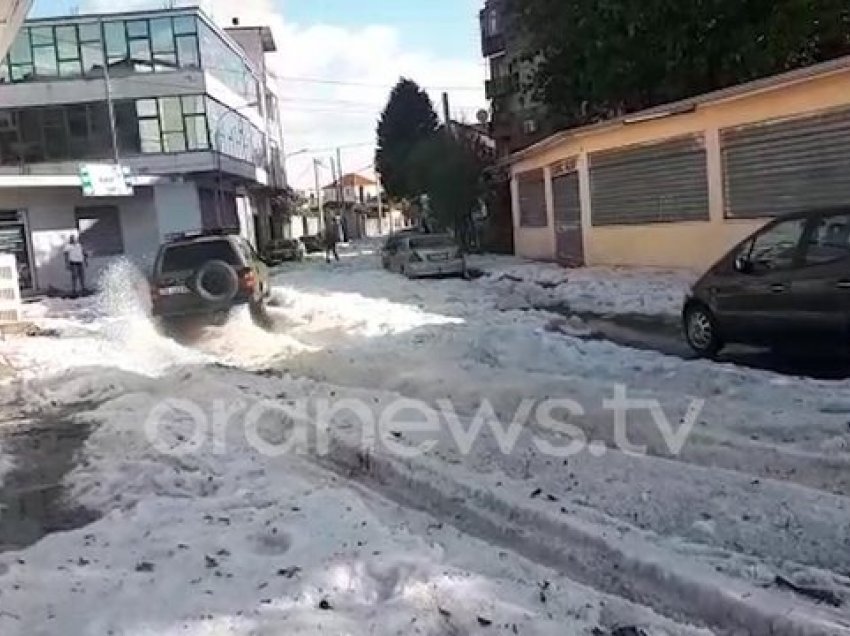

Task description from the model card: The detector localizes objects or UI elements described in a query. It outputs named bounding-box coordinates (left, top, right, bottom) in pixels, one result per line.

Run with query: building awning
left=0, top=174, right=167, bottom=188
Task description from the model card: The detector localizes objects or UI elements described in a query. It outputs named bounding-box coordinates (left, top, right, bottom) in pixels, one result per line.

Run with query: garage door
left=551, top=160, right=584, bottom=265
left=590, top=135, right=709, bottom=226
left=722, top=108, right=850, bottom=218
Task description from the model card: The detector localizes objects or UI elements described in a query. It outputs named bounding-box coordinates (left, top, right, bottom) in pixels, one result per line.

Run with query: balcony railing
left=485, top=74, right=518, bottom=100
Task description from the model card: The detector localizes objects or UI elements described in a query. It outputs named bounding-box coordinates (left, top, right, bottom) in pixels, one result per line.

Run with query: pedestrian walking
left=63, top=235, right=88, bottom=297
left=324, top=218, right=340, bottom=263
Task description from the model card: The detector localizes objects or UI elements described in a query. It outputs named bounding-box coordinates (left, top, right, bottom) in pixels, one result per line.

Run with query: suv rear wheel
left=684, top=303, right=722, bottom=358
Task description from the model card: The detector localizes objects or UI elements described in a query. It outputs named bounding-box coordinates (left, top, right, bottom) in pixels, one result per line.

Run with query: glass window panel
left=153, top=52, right=177, bottom=71
left=33, top=46, right=58, bottom=77
left=0, top=60, right=8, bottom=84
left=113, top=101, right=139, bottom=154
left=173, top=15, right=197, bottom=35
left=185, top=114, right=208, bottom=150
left=181, top=95, right=204, bottom=115
left=86, top=102, right=111, bottom=157
left=137, top=99, right=158, bottom=118
left=130, top=40, right=151, bottom=67
left=150, top=17, right=174, bottom=53
left=55, top=25, right=79, bottom=60
left=163, top=131, right=186, bottom=153
left=10, top=65, right=33, bottom=82
left=176, top=34, right=199, bottom=68
left=18, top=110, right=43, bottom=162
left=59, top=59, right=81, bottom=77
left=78, top=22, right=101, bottom=43
left=30, top=26, right=54, bottom=47
left=159, top=97, right=183, bottom=132
left=9, top=30, right=31, bottom=64
left=139, top=118, right=161, bottom=153
left=81, top=42, right=103, bottom=75
left=104, top=21, right=127, bottom=58
left=126, top=20, right=148, bottom=38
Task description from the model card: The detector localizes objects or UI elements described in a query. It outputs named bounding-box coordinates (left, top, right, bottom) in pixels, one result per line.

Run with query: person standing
left=324, top=217, right=340, bottom=263
left=63, top=235, right=88, bottom=297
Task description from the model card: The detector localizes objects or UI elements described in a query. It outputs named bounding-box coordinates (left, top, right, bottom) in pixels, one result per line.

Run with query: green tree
left=409, top=128, right=491, bottom=248
left=375, top=79, right=440, bottom=201
left=506, top=0, right=850, bottom=128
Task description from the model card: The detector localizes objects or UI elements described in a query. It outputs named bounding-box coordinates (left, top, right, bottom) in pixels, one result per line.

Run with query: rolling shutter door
left=722, top=108, right=850, bottom=219
left=517, top=169, right=547, bottom=227
left=590, top=135, right=709, bottom=226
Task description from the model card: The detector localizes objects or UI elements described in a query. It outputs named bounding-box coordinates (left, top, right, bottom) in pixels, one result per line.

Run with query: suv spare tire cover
left=194, top=260, right=239, bottom=303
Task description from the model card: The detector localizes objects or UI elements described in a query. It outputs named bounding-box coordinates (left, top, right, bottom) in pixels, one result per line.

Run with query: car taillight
left=239, top=268, right=256, bottom=292
left=409, top=252, right=423, bottom=263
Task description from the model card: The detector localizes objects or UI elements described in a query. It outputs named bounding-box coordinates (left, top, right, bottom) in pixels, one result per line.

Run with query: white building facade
left=0, top=7, right=285, bottom=293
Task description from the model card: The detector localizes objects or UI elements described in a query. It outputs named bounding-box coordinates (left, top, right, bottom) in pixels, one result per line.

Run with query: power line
left=273, top=74, right=483, bottom=92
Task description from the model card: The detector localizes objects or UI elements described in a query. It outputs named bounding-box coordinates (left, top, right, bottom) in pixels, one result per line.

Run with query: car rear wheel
left=684, top=304, right=722, bottom=357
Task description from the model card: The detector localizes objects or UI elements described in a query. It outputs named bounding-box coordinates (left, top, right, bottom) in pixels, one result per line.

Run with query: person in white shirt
left=63, top=235, right=88, bottom=296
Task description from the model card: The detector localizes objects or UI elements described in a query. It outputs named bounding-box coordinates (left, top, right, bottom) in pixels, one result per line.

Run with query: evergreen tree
left=375, top=78, right=440, bottom=201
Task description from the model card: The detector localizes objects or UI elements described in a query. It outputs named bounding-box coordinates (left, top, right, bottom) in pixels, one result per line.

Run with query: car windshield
left=160, top=240, right=239, bottom=272
left=409, top=235, right=456, bottom=250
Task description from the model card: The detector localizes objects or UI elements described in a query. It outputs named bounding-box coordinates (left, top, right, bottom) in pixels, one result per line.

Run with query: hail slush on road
left=1, top=245, right=848, bottom=635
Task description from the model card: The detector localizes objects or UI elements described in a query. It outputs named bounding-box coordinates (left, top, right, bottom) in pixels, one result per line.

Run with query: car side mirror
left=734, top=255, right=753, bottom=274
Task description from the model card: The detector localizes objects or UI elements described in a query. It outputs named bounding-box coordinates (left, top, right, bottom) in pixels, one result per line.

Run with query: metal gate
left=722, top=107, right=850, bottom=218
left=0, top=253, right=21, bottom=324
left=0, top=209, right=33, bottom=291
left=551, top=159, right=584, bottom=265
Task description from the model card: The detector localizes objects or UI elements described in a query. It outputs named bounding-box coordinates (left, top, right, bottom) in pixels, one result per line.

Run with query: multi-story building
left=0, top=7, right=286, bottom=293
left=479, top=0, right=553, bottom=156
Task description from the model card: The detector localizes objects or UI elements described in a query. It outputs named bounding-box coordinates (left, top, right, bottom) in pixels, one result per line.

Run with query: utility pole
left=335, top=147, right=344, bottom=207
left=376, top=171, right=385, bottom=235
left=442, top=92, right=452, bottom=134
left=313, top=157, right=323, bottom=233
left=100, top=18, right=120, bottom=164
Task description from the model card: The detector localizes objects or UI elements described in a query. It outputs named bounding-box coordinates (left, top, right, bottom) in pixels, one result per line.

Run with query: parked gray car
left=381, top=233, right=466, bottom=279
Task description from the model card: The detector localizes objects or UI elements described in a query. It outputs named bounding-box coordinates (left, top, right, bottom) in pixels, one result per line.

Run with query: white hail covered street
left=0, top=244, right=848, bottom=635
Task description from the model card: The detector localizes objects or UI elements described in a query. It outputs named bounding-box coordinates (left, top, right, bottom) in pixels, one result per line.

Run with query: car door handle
left=837, top=281, right=850, bottom=290
left=770, top=283, right=787, bottom=293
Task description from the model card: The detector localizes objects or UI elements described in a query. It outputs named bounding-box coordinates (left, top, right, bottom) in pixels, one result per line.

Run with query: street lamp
left=214, top=101, right=260, bottom=229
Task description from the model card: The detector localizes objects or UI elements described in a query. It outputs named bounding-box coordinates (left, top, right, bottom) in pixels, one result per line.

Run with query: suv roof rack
left=164, top=227, right=242, bottom=242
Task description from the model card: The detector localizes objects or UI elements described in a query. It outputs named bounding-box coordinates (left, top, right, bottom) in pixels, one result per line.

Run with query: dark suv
left=150, top=232, right=270, bottom=326
left=684, top=208, right=850, bottom=357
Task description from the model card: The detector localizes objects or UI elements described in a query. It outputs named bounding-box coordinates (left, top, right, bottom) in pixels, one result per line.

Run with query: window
left=33, top=44, right=58, bottom=78
left=518, top=171, right=547, bottom=228
left=139, top=118, right=162, bottom=153
left=161, top=240, right=238, bottom=272
left=129, top=38, right=152, bottom=72
left=76, top=206, right=124, bottom=257
left=199, top=21, right=258, bottom=102
left=746, top=219, right=807, bottom=272
left=80, top=23, right=103, bottom=76
left=104, top=21, right=127, bottom=62
left=114, top=101, right=140, bottom=154
left=160, top=97, right=185, bottom=152
left=56, top=25, right=79, bottom=62
left=804, top=214, right=850, bottom=266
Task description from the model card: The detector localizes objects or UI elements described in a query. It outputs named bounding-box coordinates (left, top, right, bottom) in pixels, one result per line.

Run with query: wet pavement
left=0, top=406, right=99, bottom=552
